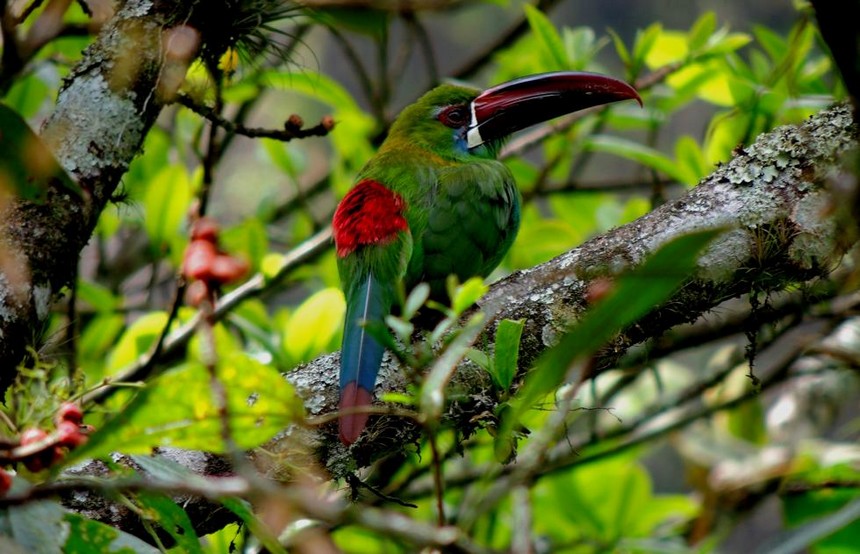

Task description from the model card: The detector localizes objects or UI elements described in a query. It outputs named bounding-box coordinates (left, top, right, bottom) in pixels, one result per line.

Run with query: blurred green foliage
left=0, top=1, right=855, bottom=552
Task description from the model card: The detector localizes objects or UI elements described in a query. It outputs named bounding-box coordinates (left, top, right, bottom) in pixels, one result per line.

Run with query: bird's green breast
left=411, top=160, right=520, bottom=298
left=360, top=147, right=520, bottom=301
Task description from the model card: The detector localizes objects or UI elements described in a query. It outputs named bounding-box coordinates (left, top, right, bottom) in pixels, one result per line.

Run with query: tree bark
left=279, top=102, right=858, bottom=474
left=0, top=0, right=196, bottom=389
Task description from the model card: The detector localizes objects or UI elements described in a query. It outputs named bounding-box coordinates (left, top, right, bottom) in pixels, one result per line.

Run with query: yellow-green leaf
left=143, top=164, right=191, bottom=254
left=70, top=353, right=302, bottom=461
left=106, top=312, right=169, bottom=374
left=282, top=288, right=345, bottom=364
left=644, top=29, right=687, bottom=69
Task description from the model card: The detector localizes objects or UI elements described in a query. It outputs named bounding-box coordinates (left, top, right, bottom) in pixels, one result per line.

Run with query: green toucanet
left=333, top=71, right=641, bottom=444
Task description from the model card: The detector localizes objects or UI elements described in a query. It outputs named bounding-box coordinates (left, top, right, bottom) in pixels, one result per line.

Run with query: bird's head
left=386, top=71, right=642, bottom=161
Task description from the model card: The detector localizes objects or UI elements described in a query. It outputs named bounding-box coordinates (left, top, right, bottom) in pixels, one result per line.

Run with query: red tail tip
left=338, top=383, right=373, bottom=445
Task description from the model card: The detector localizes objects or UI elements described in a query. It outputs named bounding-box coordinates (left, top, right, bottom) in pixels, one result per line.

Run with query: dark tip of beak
left=467, top=71, right=642, bottom=148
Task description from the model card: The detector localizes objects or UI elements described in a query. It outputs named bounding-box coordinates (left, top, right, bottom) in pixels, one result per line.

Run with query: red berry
left=57, top=421, right=88, bottom=448
left=0, top=468, right=11, bottom=496
left=182, top=240, right=218, bottom=281
left=185, top=279, right=210, bottom=307
left=19, top=428, right=51, bottom=472
left=20, top=428, right=48, bottom=446
left=55, top=402, right=83, bottom=425
left=210, top=254, right=248, bottom=284
left=190, top=217, right=219, bottom=243
left=584, top=277, right=614, bottom=305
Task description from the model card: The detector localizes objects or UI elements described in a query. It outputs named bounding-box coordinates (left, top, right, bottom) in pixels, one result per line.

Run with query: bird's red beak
left=467, top=71, right=642, bottom=149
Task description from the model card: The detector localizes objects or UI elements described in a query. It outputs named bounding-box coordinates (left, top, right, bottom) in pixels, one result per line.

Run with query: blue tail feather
left=340, top=273, right=391, bottom=395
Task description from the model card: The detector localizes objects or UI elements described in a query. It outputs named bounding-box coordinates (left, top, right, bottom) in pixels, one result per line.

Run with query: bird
left=332, top=71, right=641, bottom=445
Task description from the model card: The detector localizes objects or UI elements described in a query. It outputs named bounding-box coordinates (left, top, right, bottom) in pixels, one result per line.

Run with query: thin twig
left=176, top=94, right=334, bottom=142
left=403, top=11, right=438, bottom=87
left=327, top=25, right=382, bottom=122
left=427, top=429, right=446, bottom=525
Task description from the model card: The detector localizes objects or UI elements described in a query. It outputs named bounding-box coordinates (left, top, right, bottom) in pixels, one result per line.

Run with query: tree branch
left=281, top=102, right=858, bottom=472
left=0, top=0, right=190, bottom=389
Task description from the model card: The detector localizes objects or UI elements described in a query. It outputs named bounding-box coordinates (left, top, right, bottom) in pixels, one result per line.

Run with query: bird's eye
left=439, top=106, right=468, bottom=128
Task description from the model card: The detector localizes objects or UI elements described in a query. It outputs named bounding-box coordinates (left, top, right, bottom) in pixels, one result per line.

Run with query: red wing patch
left=333, top=179, right=408, bottom=258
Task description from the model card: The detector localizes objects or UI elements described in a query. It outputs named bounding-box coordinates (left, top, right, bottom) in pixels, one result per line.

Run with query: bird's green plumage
left=352, top=84, right=520, bottom=298
left=334, top=84, right=521, bottom=444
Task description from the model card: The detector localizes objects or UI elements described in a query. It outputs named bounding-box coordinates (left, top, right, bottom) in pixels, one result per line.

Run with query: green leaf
left=77, top=280, right=120, bottom=313
left=674, top=135, right=709, bottom=185
left=643, top=28, right=687, bottom=69
left=705, top=111, right=750, bottom=164
left=753, top=25, right=787, bottom=63
left=607, top=28, right=631, bottom=67
left=705, top=32, right=752, bottom=56
left=282, top=287, right=345, bottom=364
left=523, top=4, right=568, bottom=70
left=584, top=135, right=688, bottom=182
left=259, top=71, right=361, bottom=112
left=385, top=315, right=414, bottom=343
left=134, top=493, right=202, bottom=553
left=0, top=103, right=82, bottom=201
left=493, top=319, right=524, bottom=391
left=106, top=312, right=169, bottom=374
left=79, top=314, right=126, bottom=380
left=65, top=513, right=160, bottom=553
left=0, top=477, right=69, bottom=553
left=533, top=456, right=698, bottom=544
left=421, top=312, right=486, bottom=421
left=4, top=74, right=50, bottom=118
left=765, top=498, right=860, bottom=554
left=450, top=277, right=489, bottom=316
left=562, top=27, right=604, bottom=71
left=466, top=348, right=491, bottom=371
left=221, top=498, right=286, bottom=554
left=687, top=12, right=717, bottom=54
left=71, top=353, right=302, bottom=461
left=142, top=164, right=192, bottom=255
left=633, top=23, right=665, bottom=74
left=261, top=138, right=305, bottom=180
left=509, top=216, right=583, bottom=269
left=504, top=229, right=721, bottom=438
left=402, top=283, right=430, bottom=321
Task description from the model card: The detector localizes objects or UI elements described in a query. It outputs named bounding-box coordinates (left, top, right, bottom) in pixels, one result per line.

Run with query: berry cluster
left=0, top=402, right=93, bottom=495
left=182, top=217, right=249, bottom=306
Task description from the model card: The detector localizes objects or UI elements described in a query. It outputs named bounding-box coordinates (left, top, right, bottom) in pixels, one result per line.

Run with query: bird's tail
left=339, top=272, right=392, bottom=445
